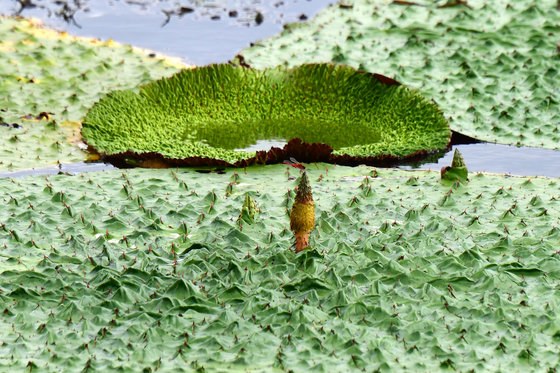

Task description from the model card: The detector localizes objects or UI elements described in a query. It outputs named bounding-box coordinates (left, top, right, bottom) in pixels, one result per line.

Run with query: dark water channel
left=1, top=0, right=559, bottom=178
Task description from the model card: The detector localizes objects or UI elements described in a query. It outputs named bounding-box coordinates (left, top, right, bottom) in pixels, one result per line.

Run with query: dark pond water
left=1, top=0, right=559, bottom=178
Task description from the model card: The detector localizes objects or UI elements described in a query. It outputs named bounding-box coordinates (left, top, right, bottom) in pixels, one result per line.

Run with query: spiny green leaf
left=1, top=165, right=560, bottom=370
left=238, top=0, right=560, bottom=150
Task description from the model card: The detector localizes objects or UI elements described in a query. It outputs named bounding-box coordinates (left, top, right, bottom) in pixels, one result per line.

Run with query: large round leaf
left=83, top=63, right=450, bottom=166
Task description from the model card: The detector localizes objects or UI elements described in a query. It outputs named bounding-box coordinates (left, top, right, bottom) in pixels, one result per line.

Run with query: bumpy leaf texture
left=238, top=0, right=560, bottom=150
left=1, top=164, right=560, bottom=371
left=83, top=63, right=450, bottom=166
left=0, top=17, right=181, bottom=170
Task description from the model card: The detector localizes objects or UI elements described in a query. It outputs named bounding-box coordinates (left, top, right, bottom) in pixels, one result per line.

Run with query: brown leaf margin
left=96, top=137, right=452, bottom=169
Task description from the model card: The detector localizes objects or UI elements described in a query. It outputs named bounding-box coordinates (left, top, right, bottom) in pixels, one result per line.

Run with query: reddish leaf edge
left=92, top=137, right=452, bottom=169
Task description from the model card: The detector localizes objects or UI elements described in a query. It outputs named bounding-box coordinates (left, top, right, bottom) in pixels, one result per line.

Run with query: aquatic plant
left=441, top=148, right=468, bottom=184
left=1, top=164, right=559, bottom=370
left=0, top=17, right=182, bottom=170
left=287, top=162, right=315, bottom=252
left=238, top=193, right=258, bottom=222
left=237, top=0, right=560, bottom=150
left=83, top=63, right=450, bottom=166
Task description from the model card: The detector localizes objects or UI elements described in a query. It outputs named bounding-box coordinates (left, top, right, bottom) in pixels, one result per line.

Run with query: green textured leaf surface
left=238, top=0, right=560, bottom=149
left=0, top=17, right=181, bottom=170
left=82, top=63, right=450, bottom=163
left=451, top=148, right=466, bottom=169
left=1, top=165, right=560, bottom=371
left=0, top=109, right=84, bottom=171
left=441, top=166, right=468, bottom=184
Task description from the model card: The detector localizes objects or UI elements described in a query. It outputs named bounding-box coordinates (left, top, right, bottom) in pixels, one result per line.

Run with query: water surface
left=400, top=143, right=560, bottom=178
left=0, top=0, right=334, bottom=65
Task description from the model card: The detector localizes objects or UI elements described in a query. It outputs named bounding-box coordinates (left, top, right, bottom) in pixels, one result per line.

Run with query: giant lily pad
left=1, top=164, right=560, bottom=370
left=82, top=63, right=450, bottom=166
left=236, top=0, right=560, bottom=150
